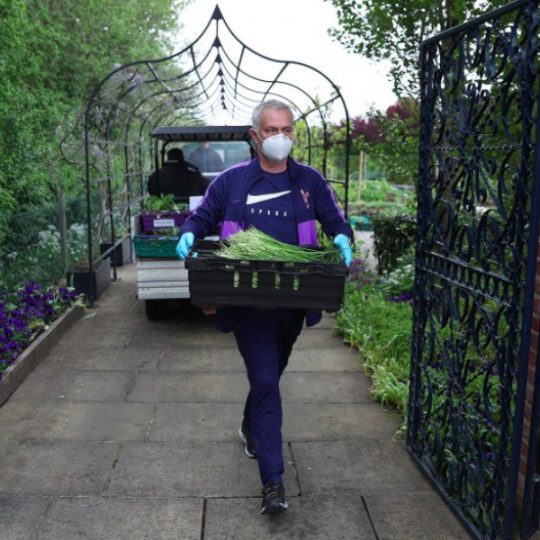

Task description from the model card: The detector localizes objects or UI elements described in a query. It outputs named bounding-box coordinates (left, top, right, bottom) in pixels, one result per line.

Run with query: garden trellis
left=81, top=4, right=351, bottom=300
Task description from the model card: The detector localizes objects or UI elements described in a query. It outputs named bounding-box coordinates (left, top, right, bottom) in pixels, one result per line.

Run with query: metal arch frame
left=82, top=3, right=351, bottom=301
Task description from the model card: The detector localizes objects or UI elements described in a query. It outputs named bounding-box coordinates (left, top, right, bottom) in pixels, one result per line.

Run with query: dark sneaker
left=261, top=482, right=288, bottom=515
left=238, top=421, right=257, bottom=459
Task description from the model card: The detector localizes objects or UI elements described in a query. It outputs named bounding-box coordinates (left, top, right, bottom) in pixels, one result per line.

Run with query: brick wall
left=517, top=237, right=540, bottom=517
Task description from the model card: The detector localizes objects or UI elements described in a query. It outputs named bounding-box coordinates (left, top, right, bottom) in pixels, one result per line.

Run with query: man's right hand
left=176, top=232, right=195, bottom=260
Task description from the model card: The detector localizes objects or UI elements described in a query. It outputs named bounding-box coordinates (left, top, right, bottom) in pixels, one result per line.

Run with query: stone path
left=0, top=264, right=468, bottom=539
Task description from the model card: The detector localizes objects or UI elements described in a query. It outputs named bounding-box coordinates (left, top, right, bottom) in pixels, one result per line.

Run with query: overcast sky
left=176, top=0, right=397, bottom=121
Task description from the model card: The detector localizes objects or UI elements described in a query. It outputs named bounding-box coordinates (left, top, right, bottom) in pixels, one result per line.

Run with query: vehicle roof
left=150, top=125, right=252, bottom=142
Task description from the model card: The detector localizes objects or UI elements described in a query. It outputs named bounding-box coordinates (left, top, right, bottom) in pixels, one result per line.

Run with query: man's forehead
left=260, top=109, right=293, bottom=125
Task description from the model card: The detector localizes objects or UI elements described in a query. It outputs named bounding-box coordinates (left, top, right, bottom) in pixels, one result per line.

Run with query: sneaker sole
left=238, top=426, right=257, bottom=459
left=261, top=501, right=288, bottom=515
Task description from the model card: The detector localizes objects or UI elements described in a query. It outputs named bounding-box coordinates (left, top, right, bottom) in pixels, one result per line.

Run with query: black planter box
left=67, top=258, right=112, bottom=302
left=185, top=241, right=348, bottom=312
left=100, top=235, right=132, bottom=266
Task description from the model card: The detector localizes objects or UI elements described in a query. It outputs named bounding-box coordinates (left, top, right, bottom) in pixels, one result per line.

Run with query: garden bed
left=0, top=304, right=84, bottom=407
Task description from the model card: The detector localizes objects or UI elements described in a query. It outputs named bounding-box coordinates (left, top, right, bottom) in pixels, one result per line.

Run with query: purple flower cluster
left=349, top=258, right=374, bottom=289
left=387, top=291, right=414, bottom=304
left=0, top=282, right=77, bottom=378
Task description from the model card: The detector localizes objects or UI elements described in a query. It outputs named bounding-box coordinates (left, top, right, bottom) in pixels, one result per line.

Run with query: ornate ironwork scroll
left=408, top=1, right=540, bottom=538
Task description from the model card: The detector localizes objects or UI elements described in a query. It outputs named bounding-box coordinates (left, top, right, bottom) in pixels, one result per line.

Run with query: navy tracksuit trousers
left=233, top=307, right=305, bottom=485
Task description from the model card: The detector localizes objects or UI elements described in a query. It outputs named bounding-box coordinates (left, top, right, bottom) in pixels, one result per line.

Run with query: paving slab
left=44, top=344, right=161, bottom=371
left=9, top=367, right=133, bottom=402
left=127, top=326, right=237, bottom=348
left=305, top=315, right=337, bottom=329
left=158, top=346, right=245, bottom=371
left=280, top=372, right=372, bottom=403
left=127, top=371, right=249, bottom=402
left=38, top=496, right=202, bottom=540
left=287, top=346, right=362, bottom=371
left=365, top=492, right=470, bottom=539
left=148, top=402, right=245, bottom=442
left=59, top=325, right=133, bottom=349
left=204, top=494, right=376, bottom=540
left=0, top=441, right=118, bottom=496
left=106, top=442, right=298, bottom=498
left=294, top=328, right=347, bottom=348
left=291, top=439, right=432, bottom=496
left=283, top=403, right=401, bottom=441
left=0, top=262, right=468, bottom=538
left=61, top=314, right=137, bottom=334
left=145, top=402, right=400, bottom=444
left=0, top=400, right=153, bottom=441
left=0, top=496, right=51, bottom=540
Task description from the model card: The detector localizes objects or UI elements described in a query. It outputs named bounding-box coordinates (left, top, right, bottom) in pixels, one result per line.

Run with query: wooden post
left=357, top=150, right=365, bottom=202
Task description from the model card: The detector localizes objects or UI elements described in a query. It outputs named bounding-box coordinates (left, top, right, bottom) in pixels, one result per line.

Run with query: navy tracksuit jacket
left=180, top=156, right=353, bottom=485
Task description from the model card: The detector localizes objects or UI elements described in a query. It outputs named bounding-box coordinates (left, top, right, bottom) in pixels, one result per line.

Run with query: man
left=187, top=141, right=225, bottom=172
left=147, top=147, right=207, bottom=202
left=176, top=100, right=353, bottom=515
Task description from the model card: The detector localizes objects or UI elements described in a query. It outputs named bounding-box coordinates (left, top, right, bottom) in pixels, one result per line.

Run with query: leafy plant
left=335, top=281, right=413, bottom=418
left=144, top=195, right=188, bottom=213
left=218, top=228, right=341, bottom=263
left=0, top=282, right=80, bottom=377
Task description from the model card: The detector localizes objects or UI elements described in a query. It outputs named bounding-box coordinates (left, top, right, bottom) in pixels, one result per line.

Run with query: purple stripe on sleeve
left=302, top=162, right=347, bottom=221
left=221, top=221, right=242, bottom=239
left=297, top=220, right=318, bottom=246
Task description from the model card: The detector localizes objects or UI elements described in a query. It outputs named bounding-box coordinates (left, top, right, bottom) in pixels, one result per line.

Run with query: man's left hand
left=333, top=234, right=353, bottom=267
left=201, top=305, right=216, bottom=316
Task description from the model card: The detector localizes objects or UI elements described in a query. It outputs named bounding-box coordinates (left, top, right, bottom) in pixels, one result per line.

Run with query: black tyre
left=145, top=299, right=169, bottom=320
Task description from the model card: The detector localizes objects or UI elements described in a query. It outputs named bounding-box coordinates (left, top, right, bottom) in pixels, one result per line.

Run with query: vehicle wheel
left=145, top=299, right=169, bottom=320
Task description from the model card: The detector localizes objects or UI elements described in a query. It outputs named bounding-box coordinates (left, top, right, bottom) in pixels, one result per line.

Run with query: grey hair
left=251, top=99, right=293, bottom=132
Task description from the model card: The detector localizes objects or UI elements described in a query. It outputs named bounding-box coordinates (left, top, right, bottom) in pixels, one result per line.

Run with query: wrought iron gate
left=407, top=1, right=540, bottom=538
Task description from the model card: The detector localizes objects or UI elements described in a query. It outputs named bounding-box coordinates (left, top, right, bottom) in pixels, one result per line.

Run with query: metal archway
left=81, top=4, right=351, bottom=300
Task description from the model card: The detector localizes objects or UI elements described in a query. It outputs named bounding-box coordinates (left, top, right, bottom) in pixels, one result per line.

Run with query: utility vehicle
left=134, top=125, right=254, bottom=319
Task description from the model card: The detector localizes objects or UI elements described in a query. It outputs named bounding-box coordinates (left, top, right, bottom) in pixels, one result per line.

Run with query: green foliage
left=218, top=228, right=341, bottom=263
left=293, top=122, right=328, bottom=173
left=371, top=213, right=417, bottom=274
left=0, top=0, right=189, bottom=288
left=348, top=179, right=415, bottom=230
left=336, top=281, right=412, bottom=415
left=0, top=0, right=186, bottom=218
left=324, top=0, right=509, bottom=97
left=329, top=99, right=420, bottom=190
left=0, top=222, right=88, bottom=291
left=144, top=194, right=185, bottom=212
left=368, top=104, right=419, bottom=186
left=334, top=234, right=417, bottom=423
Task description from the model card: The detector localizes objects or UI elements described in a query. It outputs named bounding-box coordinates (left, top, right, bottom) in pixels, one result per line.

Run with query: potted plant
left=140, top=195, right=191, bottom=234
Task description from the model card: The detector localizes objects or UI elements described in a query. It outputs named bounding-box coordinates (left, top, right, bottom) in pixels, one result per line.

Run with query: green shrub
left=372, top=213, right=416, bottom=274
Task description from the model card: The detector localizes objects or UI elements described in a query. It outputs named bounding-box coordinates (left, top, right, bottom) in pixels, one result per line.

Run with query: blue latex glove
left=176, top=232, right=195, bottom=260
left=333, top=233, right=353, bottom=267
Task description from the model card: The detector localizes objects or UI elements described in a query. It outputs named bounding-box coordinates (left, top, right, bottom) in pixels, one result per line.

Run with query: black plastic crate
left=185, top=241, right=348, bottom=311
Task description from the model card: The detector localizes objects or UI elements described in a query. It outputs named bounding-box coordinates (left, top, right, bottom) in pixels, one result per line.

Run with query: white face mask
left=259, top=133, right=293, bottom=162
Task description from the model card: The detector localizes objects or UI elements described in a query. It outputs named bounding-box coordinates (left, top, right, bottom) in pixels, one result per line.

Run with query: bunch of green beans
left=216, top=228, right=341, bottom=263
